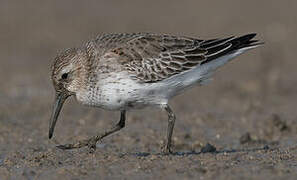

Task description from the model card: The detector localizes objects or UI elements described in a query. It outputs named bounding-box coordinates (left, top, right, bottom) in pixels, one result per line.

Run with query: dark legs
left=162, top=105, right=176, bottom=154
left=57, top=106, right=176, bottom=154
left=57, top=110, right=126, bottom=152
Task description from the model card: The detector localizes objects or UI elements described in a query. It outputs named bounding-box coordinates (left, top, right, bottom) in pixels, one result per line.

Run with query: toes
left=56, top=144, right=73, bottom=150
left=161, top=146, right=173, bottom=155
left=88, top=146, right=96, bottom=153
left=55, top=139, right=97, bottom=152
left=161, top=149, right=172, bottom=155
left=87, top=140, right=97, bottom=153
left=56, top=141, right=85, bottom=150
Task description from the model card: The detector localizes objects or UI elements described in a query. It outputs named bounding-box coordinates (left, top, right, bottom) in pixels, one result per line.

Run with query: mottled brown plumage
left=78, top=33, right=259, bottom=83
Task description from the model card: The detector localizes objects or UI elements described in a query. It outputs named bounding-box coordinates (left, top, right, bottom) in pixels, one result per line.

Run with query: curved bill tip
left=49, top=92, right=68, bottom=139
left=49, top=131, right=53, bottom=139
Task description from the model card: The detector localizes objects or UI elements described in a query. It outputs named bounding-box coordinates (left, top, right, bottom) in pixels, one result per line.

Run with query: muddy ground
left=0, top=0, right=297, bottom=179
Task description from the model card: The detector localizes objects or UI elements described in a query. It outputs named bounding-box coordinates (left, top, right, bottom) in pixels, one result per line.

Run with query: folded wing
left=106, top=33, right=261, bottom=83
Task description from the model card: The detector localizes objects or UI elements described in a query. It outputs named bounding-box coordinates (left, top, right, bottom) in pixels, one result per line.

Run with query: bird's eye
left=61, top=73, right=68, bottom=80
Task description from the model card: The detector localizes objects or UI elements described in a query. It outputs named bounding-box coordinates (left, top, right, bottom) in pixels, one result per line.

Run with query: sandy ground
left=0, top=0, right=297, bottom=179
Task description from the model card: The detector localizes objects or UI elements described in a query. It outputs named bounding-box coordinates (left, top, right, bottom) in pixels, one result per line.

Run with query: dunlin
left=49, top=32, right=262, bottom=153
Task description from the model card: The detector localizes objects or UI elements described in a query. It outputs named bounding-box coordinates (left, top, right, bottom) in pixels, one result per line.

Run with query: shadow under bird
left=49, top=32, right=262, bottom=153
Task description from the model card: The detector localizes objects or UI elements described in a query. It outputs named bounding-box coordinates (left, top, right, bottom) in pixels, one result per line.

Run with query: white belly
left=76, top=72, right=168, bottom=110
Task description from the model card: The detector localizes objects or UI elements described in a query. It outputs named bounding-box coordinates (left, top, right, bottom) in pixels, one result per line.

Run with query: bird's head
left=49, top=48, right=87, bottom=139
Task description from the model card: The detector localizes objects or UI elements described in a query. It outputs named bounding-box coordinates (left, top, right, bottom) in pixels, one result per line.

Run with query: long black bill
left=49, top=92, right=69, bottom=139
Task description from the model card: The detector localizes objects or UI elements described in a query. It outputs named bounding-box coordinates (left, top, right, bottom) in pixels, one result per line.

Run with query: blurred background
left=0, top=0, right=296, bottom=179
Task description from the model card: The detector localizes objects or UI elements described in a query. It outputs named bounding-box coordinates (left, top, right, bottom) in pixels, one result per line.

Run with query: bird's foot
left=161, top=142, right=173, bottom=155
left=57, top=138, right=98, bottom=153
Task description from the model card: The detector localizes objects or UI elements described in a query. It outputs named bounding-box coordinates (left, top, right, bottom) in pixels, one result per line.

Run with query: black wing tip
left=244, top=33, right=264, bottom=43
left=201, top=33, right=263, bottom=64
left=200, top=33, right=262, bottom=50
left=235, top=33, right=257, bottom=43
left=232, top=33, right=264, bottom=48
left=243, top=33, right=257, bottom=38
